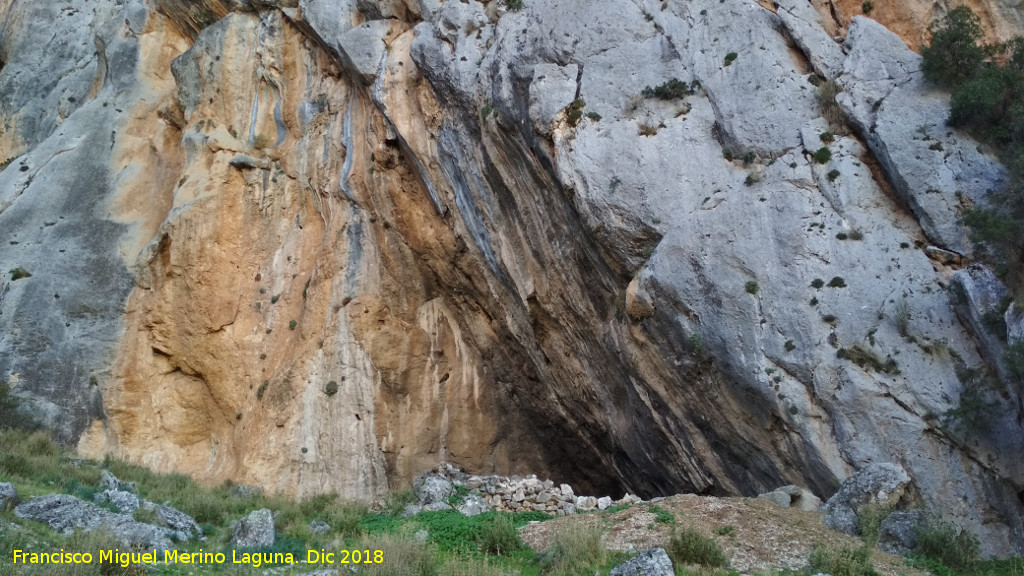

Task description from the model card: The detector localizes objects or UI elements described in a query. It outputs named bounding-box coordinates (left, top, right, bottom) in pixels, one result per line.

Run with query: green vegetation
left=666, top=527, right=729, bottom=568
left=324, top=380, right=339, bottom=396
left=921, top=7, right=1024, bottom=287
left=820, top=131, right=835, bottom=144
left=861, top=0, right=874, bottom=14
left=808, top=544, right=878, bottom=576
left=502, top=0, right=524, bottom=11
left=828, top=169, right=841, bottom=182
left=811, top=278, right=825, bottom=289
left=257, top=380, right=269, bottom=399
left=813, top=147, right=832, bottom=164
left=724, top=52, right=738, bottom=66
left=289, top=320, right=297, bottom=330
left=642, top=78, right=694, bottom=100
left=745, top=280, right=760, bottom=295
left=9, top=267, right=31, bottom=280
left=827, top=276, right=847, bottom=288
left=837, top=345, right=899, bottom=374
left=566, top=99, right=586, bottom=128
left=785, top=339, right=796, bottom=351
left=647, top=504, right=675, bottom=525
left=817, top=79, right=844, bottom=129
left=913, top=515, right=981, bottom=573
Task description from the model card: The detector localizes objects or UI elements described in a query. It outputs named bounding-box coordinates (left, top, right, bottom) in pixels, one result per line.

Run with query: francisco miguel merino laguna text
left=12, top=548, right=385, bottom=568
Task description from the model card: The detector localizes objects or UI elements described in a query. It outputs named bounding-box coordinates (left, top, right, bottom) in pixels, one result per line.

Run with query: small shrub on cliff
left=565, top=99, right=586, bottom=128
left=745, top=280, right=760, bottom=295
left=502, top=0, right=524, bottom=12
left=642, top=78, right=693, bottom=100
left=324, top=380, right=339, bottom=396
left=9, top=267, right=31, bottom=280
left=724, top=52, right=738, bottom=66
left=813, top=147, right=832, bottom=164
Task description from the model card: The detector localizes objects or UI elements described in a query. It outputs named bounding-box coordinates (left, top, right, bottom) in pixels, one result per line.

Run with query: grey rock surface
left=145, top=502, right=202, bottom=541
left=231, top=509, right=275, bottom=549
left=757, top=490, right=791, bottom=508
left=457, top=494, right=489, bottom=517
left=310, top=519, right=331, bottom=534
left=94, top=490, right=140, bottom=514
left=878, top=509, right=925, bottom=556
left=0, top=483, right=18, bottom=509
left=14, top=494, right=173, bottom=551
left=412, top=473, right=454, bottom=506
left=610, top=547, right=675, bottom=576
left=822, top=464, right=910, bottom=535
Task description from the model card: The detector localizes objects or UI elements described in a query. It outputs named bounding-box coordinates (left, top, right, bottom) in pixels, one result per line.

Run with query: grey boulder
left=457, top=494, right=489, bottom=517
left=310, top=519, right=331, bottom=534
left=94, top=490, right=140, bottom=513
left=822, top=463, right=911, bottom=535
left=412, top=473, right=453, bottom=506
left=100, top=470, right=137, bottom=494
left=144, top=502, right=202, bottom=541
left=231, top=508, right=275, bottom=548
left=878, top=510, right=925, bottom=556
left=0, top=483, right=18, bottom=509
left=610, top=547, right=675, bottom=576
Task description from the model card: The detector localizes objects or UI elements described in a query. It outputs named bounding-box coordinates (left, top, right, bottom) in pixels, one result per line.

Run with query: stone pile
left=407, top=463, right=644, bottom=517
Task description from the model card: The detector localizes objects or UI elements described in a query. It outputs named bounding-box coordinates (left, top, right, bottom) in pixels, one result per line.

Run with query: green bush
left=745, top=280, right=760, bottom=295
left=667, top=527, right=729, bottom=567
left=921, top=7, right=986, bottom=88
left=724, top=52, right=738, bottom=66
left=548, top=522, right=608, bottom=574
left=642, top=78, right=693, bottom=100
left=479, top=514, right=522, bottom=555
left=813, top=147, right=832, bottom=164
left=9, top=267, right=31, bottom=280
left=808, top=544, right=878, bottom=576
left=915, top=516, right=980, bottom=572
left=566, top=99, right=586, bottom=128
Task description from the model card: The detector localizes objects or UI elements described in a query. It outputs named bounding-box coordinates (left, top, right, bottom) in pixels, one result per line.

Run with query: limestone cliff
left=1, top=0, right=1022, bottom=556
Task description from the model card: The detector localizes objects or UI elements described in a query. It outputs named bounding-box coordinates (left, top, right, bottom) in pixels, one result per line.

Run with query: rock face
left=1, top=0, right=1023, bottom=556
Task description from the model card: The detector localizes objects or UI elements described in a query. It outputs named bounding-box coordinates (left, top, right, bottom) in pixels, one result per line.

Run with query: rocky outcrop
left=0, top=483, right=17, bottom=509
left=14, top=495, right=174, bottom=551
left=1, top=0, right=1022, bottom=556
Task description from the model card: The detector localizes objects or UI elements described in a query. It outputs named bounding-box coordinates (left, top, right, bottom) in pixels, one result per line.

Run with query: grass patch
left=666, top=527, right=729, bottom=568
left=808, top=543, right=878, bottom=576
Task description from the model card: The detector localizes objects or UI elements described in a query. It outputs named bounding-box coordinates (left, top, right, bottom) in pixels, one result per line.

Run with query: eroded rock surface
left=1, top=0, right=1022, bottom=556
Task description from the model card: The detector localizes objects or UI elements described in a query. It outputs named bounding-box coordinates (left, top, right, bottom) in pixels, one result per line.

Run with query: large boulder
left=412, top=473, right=454, bottom=509
left=878, top=509, right=926, bottom=556
left=231, top=509, right=275, bottom=549
left=610, top=547, right=675, bottom=576
left=822, top=463, right=911, bottom=535
left=14, top=494, right=173, bottom=551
